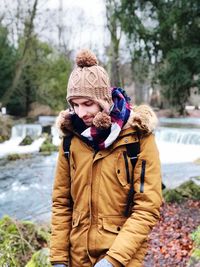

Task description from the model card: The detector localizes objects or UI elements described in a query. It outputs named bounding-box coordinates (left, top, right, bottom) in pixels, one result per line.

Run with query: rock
left=28, top=102, right=54, bottom=118
left=25, top=248, right=51, bottom=267
left=163, top=180, right=200, bottom=203
left=0, top=115, right=13, bottom=141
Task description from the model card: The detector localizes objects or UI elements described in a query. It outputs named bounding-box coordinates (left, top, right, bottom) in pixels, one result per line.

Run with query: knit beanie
left=67, top=49, right=113, bottom=113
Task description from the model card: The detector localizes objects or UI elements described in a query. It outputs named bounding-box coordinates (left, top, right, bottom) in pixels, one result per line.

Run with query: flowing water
left=0, top=153, right=57, bottom=222
left=0, top=118, right=200, bottom=222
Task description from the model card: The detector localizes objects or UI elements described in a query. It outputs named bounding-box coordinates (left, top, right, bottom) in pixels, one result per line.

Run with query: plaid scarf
left=72, top=87, right=131, bottom=151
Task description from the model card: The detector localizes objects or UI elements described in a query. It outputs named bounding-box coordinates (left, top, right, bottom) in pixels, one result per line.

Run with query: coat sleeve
left=50, top=141, right=72, bottom=265
left=106, top=134, right=162, bottom=266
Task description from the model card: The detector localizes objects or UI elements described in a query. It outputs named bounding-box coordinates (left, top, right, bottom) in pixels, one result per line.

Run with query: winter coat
left=50, top=105, right=162, bottom=267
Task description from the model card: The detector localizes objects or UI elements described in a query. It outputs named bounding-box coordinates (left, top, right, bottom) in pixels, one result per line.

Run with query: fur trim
left=56, top=104, right=158, bottom=136
left=55, top=109, right=73, bottom=137
left=129, top=104, right=158, bottom=134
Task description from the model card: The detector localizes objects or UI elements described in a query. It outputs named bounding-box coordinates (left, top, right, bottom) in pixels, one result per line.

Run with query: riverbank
left=1, top=199, right=199, bottom=266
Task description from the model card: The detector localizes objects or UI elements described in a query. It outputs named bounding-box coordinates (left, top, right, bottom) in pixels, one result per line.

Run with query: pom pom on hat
left=76, top=49, right=98, bottom=68
left=93, top=112, right=112, bottom=129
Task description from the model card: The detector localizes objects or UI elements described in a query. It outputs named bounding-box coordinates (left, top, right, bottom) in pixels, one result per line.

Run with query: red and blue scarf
left=72, top=87, right=131, bottom=151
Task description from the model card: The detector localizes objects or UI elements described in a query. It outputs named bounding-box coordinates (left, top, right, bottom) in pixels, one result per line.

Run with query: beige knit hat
left=67, top=49, right=113, bottom=113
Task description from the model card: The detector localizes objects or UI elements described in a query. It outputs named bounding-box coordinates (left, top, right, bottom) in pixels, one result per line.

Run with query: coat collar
left=56, top=104, right=158, bottom=138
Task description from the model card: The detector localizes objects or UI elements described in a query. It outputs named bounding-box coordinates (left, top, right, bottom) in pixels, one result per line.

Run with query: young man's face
left=71, top=98, right=101, bottom=126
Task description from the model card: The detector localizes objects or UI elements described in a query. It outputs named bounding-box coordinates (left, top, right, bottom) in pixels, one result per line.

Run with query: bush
left=25, top=248, right=51, bottom=267
left=189, top=226, right=200, bottom=266
left=163, top=180, right=200, bottom=203
left=0, top=216, right=50, bottom=267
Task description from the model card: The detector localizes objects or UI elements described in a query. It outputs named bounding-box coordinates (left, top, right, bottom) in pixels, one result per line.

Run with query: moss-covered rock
left=0, top=215, right=50, bottom=267
left=188, top=226, right=200, bottom=266
left=39, top=135, right=58, bottom=155
left=7, top=153, right=32, bottom=161
left=194, top=158, right=200, bottom=165
left=25, top=248, right=51, bottom=267
left=19, top=135, right=34, bottom=146
left=0, top=115, right=13, bottom=141
left=163, top=180, right=200, bottom=203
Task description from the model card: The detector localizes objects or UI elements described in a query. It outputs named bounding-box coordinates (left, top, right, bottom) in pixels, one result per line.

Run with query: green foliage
left=0, top=215, right=50, bottom=267
left=9, top=36, right=71, bottom=116
left=0, top=25, right=71, bottom=116
left=0, top=24, right=18, bottom=100
left=189, top=226, right=200, bottom=265
left=159, top=47, right=200, bottom=114
left=118, top=0, right=200, bottom=112
left=39, top=136, right=58, bottom=155
left=163, top=180, right=200, bottom=203
left=25, top=248, right=51, bottom=267
left=191, top=226, right=200, bottom=247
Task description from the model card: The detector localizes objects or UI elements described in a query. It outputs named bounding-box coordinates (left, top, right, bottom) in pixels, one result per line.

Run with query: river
left=0, top=119, right=200, bottom=222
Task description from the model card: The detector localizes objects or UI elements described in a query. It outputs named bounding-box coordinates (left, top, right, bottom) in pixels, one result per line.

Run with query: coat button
left=117, top=226, right=121, bottom=231
left=124, top=138, right=128, bottom=143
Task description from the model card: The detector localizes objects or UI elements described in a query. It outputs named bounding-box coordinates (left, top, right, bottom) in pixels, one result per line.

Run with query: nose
left=77, top=106, right=87, bottom=119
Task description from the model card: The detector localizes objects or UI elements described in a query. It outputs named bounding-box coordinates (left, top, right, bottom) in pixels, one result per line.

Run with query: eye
left=85, top=101, right=93, bottom=106
left=72, top=103, right=79, bottom=107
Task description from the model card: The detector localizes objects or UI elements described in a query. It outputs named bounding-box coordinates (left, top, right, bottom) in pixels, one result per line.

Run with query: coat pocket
left=102, top=216, right=127, bottom=234
left=116, top=151, right=131, bottom=187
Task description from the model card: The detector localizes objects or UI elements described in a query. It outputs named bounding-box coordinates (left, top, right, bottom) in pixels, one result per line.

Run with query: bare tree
left=105, top=0, right=122, bottom=87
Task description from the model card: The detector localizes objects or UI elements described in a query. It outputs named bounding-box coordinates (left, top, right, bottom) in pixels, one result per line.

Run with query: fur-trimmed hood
left=56, top=104, right=158, bottom=137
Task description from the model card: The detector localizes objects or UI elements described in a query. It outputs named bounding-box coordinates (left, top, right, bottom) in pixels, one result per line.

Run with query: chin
left=85, top=122, right=92, bottom=126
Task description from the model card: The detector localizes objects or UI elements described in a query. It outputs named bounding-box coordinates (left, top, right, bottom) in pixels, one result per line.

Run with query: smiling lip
left=83, top=117, right=93, bottom=124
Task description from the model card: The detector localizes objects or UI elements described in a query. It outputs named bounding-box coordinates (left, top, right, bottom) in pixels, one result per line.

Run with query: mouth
left=83, top=117, right=93, bottom=125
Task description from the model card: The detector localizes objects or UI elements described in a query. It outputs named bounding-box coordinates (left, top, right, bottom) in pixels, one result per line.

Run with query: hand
left=94, top=258, right=113, bottom=267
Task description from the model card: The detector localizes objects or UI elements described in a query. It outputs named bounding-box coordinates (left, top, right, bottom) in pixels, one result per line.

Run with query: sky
left=0, top=0, right=108, bottom=58
left=44, top=0, right=108, bottom=56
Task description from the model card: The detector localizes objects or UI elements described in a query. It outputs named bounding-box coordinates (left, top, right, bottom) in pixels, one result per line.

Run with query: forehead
left=71, top=98, right=94, bottom=104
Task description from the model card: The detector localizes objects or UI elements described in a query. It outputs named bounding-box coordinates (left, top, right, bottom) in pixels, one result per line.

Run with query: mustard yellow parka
left=50, top=105, right=162, bottom=267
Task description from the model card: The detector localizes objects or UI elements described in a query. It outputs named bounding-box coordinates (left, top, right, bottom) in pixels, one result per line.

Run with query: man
left=50, top=49, right=162, bottom=267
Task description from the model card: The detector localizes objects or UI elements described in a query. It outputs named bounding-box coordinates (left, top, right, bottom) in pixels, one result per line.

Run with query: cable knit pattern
left=67, top=49, right=112, bottom=112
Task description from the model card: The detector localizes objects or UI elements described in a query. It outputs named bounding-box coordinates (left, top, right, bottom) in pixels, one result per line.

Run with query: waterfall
left=156, top=127, right=200, bottom=145
left=156, top=127, right=200, bottom=164
left=0, top=124, right=45, bottom=158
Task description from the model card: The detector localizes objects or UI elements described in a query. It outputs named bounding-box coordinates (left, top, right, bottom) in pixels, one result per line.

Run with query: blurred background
left=0, top=0, right=200, bottom=222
